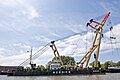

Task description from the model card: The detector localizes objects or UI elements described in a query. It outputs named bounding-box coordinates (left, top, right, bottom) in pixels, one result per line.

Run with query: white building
left=50, top=60, right=61, bottom=70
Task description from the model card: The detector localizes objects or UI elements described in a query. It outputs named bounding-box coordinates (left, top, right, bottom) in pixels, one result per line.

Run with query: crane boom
left=78, top=12, right=110, bottom=69
left=50, top=41, right=63, bottom=66
left=95, top=12, right=110, bottom=68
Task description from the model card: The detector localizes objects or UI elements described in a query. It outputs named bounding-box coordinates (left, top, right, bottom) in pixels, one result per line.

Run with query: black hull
left=106, top=69, right=120, bottom=73
left=0, top=72, right=13, bottom=75
left=8, top=69, right=105, bottom=76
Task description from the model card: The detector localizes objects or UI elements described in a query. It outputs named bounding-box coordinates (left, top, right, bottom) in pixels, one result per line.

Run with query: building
left=49, top=60, right=61, bottom=70
left=0, top=66, right=23, bottom=72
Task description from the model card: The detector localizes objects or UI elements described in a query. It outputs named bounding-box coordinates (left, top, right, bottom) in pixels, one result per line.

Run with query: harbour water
left=0, top=73, right=120, bottom=80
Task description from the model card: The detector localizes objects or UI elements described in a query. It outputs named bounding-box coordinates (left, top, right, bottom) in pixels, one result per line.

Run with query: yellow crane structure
left=50, top=41, right=63, bottom=66
left=77, top=12, right=110, bottom=69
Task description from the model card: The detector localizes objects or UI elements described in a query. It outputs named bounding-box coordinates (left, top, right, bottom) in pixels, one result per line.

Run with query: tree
left=89, top=61, right=101, bottom=69
left=37, top=65, right=45, bottom=71
left=92, top=61, right=120, bottom=69
left=47, top=61, right=52, bottom=69
left=103, top=61, right=110, bottom=69
left=48, top=56, right=75, bottom=66
left=116, top=61, right=120, bottom=67
left=61, top=56, right=75, bottom=66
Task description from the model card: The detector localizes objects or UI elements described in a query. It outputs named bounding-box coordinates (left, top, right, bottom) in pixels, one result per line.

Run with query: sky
left=0, top=0, right=120, bottom=66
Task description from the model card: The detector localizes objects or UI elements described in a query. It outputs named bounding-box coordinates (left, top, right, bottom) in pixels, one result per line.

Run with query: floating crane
left=20, top=12, right=110, bottom=70
left=8, top=12, right=115, bottom=76
left=77, top=12, right=110, bottom=69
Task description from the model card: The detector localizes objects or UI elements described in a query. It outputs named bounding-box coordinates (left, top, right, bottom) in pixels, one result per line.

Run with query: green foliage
left=48, top=56, right=75, bottom=66
left=102, top=61, right=120, bottom=69
left=89, top=61, right=101, bottom=69
left=61, top=56, right=75, bottom=66
left=116, top=61, right=120, bottom=66
left=103, top=61, right=110, bottom=69
left=36, top=65, right=45, bottom=71
left=90, top=61, right=120, bottom=70
left=89, top=61, right=94, bottom=68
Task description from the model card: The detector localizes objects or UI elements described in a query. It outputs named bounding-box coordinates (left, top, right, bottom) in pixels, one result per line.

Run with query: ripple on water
left=0, top=73, right=120, bottom=80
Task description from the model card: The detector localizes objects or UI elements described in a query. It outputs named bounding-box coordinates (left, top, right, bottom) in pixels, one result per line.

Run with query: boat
left=8, top=12, right=111, bottom=76
left=8, top=68, right=105, bottom=76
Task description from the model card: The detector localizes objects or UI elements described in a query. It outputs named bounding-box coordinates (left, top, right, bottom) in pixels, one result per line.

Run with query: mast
left=29, top=48, right=32, bottom=65
left=28, top=47, right=36, bottom=69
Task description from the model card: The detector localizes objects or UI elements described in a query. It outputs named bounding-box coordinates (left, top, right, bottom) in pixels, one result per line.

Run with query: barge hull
left=8, top=69, right=105, bottom=76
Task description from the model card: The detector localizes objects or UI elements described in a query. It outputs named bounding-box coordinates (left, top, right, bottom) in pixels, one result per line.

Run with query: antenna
left=29, top=48, right=33, bottom=65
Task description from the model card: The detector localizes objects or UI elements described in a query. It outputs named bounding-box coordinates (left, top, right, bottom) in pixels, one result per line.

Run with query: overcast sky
left=0, top=0, right=120, bottom=66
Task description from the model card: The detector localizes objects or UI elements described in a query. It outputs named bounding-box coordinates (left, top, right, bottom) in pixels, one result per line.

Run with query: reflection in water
left=0, top=73, right=120, bottom=80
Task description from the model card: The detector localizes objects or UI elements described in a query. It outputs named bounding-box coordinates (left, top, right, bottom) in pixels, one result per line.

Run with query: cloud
left=0, top=48, right=7, bottom=54
left=0, top=48, right=6, bottom=51
left=0, top=0, right=19, bottom=6
left=13, top=43, right=31, bottom=49
left=51, top=33, right=61, bottom=37
left=0, top=47, right=14, bottom=56
left=22, top=6, right=39, bottom=20
left=99, top=1, right=120, bottom=18
left=34, top=35, right=50, bottom=42
left=0, top=0, right=40, bottom=33
left=0, top=0, right=120, bottom=66
left=0, top=23, right=120, bottom=66
left=104, top=24, right=120, bottom=48
left=0, top=52, right=29, bottom=66
left=60, top=20, right=85, bottom=33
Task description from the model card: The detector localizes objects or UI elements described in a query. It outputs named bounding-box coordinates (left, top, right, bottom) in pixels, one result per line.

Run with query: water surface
left=0, top=73, right=120, bottom=80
